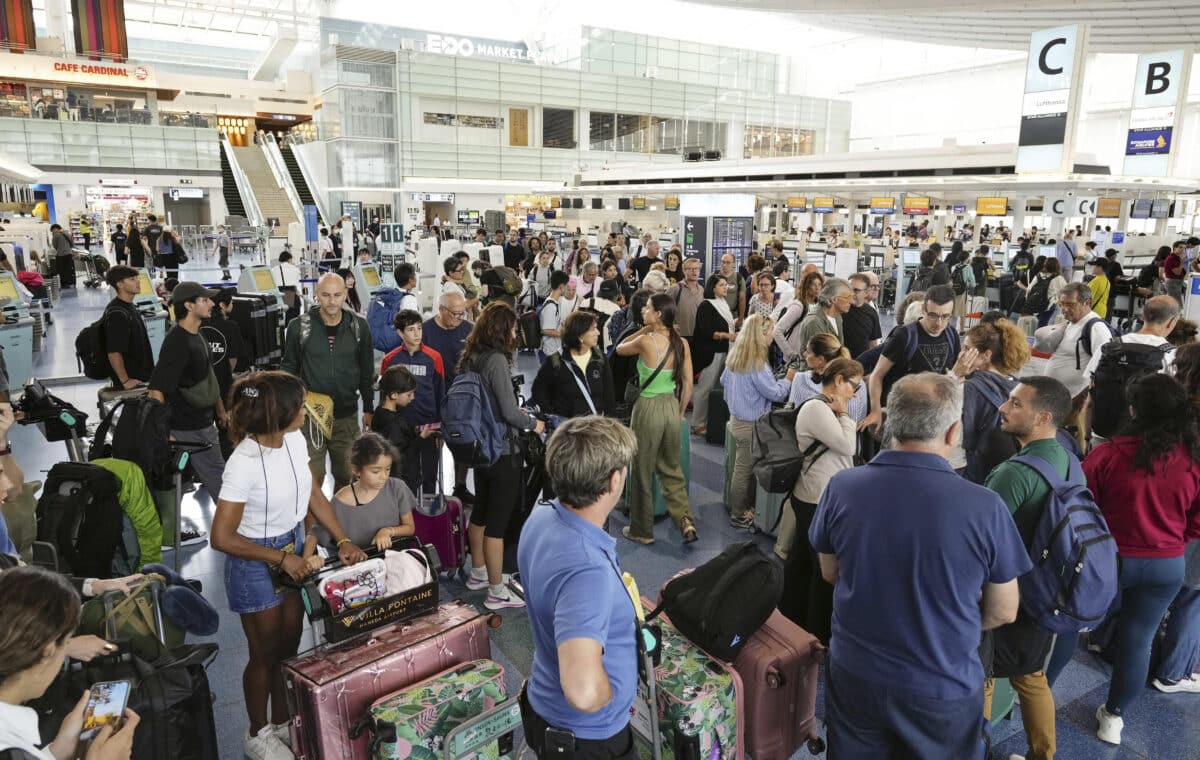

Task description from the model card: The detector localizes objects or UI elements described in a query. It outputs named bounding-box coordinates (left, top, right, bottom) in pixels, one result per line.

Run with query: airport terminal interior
left=2, top=1, right=1200, bottom=759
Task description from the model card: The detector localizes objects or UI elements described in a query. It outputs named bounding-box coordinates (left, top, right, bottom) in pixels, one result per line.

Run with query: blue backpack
left=442, top=371, right=507, bottom=467
left=1011, top=454, right=1119, bottom=635
left=367, top=287, right=405, bottom=352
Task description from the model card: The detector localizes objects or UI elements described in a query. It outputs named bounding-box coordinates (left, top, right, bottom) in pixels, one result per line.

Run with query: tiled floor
left=14, top=259, right=1200, bottom=759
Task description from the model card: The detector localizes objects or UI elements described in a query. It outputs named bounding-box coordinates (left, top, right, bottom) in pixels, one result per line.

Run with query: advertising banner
left=869, top=197, right=895, bottom=214
left=976, top=197, right=1009, bottom=216
left=1017, top=25, right=1085, bottom=173
left=1124, top=50, right=1189, bottom=177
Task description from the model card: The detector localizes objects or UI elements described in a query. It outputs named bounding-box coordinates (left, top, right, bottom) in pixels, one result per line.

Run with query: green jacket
left=281, top=306, right=376, bottom=418
left=93, top=458, right=163, bottom=567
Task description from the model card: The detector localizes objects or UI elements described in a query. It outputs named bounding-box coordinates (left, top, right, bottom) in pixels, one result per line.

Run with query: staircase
left=219, top=147, right=246, bottom=220
left=280, top=143, right=318, bottom=219
left=231, top=145, right=300, bottom=229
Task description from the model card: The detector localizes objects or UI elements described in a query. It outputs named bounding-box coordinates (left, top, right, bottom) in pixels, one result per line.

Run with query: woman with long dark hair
left=337, top=268, right=361, bottom=313
left=616, top=292, right=697, bottom=544
left=458, top=303, right=545, bottom=609
left=689, top=273, right=736, bottom=437
left=126, top=212, right=147, bottom=270
left=1084, top=373, right=1200, bottom=745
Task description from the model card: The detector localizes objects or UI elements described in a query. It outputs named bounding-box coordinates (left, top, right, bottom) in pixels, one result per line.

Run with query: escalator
left=280, top=143, right=317, bottom=214
left=219, top=147, right=246, bottom=220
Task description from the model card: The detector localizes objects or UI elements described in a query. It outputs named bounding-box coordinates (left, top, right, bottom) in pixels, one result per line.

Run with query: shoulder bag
left=623, top=340, right=671, bottom=404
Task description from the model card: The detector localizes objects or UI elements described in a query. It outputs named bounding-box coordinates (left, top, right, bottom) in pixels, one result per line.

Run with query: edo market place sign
left=0, top=53, right=157, bottom=88
left=424, top=34, right=542, bottom=64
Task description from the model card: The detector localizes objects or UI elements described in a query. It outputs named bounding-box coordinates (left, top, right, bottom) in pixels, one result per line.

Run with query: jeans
left=1157, top=587, right=1200, bottom=682
left=629, top=394, right=691, bottom=538
left=690, top=352, right=725, bottom=428
left=728, top=417, right=754, bottom=515
left=826, top=660, right=988, bottom=760
left=1106, top=555, right=1186, bottom=714
left=984, top=673, right=1055, bottom=760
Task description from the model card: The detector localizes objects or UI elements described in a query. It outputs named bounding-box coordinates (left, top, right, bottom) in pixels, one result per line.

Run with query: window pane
left=543, top=107, right=575, bottom=149
left=589, top=111, right=614, bottom=151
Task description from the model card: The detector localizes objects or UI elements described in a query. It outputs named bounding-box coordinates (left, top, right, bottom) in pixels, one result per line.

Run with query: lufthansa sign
left=425, top=33, right=539, bottom=63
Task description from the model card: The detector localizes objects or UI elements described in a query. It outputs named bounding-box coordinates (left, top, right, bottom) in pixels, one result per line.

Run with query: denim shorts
left=223, top=524, right=304, bottom=614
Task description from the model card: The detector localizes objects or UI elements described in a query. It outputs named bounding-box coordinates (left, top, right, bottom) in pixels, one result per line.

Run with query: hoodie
left=962, top=371, right=1017, bottom=484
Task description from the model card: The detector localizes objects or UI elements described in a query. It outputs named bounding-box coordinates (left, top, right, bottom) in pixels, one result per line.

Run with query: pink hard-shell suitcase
left=283, top=600, right=497, bottom=760
left=731, top=610, right=826, bottom=760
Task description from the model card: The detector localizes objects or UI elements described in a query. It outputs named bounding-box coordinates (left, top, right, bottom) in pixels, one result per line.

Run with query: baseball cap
left=598, top=279, right=621, bottom=300
left=171, top=281, right=218, bottom=304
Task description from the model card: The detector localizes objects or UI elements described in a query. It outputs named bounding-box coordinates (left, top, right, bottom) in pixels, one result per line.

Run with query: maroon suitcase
left=284, top=600, right=495, bottom=760
left=731, top=610, right=826, bottom=760
left=413, top=491, right=467, bottom=571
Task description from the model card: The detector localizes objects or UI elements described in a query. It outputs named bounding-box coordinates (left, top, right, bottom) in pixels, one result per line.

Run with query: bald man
left=281, top=272, right=377, bottom=489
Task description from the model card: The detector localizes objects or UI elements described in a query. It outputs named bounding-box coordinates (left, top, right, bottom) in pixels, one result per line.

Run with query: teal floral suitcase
left=632, top=601, right=745, bottom=760
left=363, top=659, right=508, bottom=760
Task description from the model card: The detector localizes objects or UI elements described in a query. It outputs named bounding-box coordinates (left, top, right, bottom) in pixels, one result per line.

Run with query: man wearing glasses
left=791, top=278, right=854, bottom=371
left=860, top=285, right=961, bottom=433
left=424, top=291, right=476, bottom=504
left=1032, top=282, right=1115, bottom=400
left=843, top=272, right=882, bottom=358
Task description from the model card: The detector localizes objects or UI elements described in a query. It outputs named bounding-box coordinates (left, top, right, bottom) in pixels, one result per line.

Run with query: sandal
left=690, top=426, right=707, bottom=437
left=622, top=526, right=655, bottom=545
left=680, top=517, right=699, bottom=544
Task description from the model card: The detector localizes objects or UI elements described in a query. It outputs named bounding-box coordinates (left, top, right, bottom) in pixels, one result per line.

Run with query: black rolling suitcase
left=706, top=384, right=729, bottom=444
left=231, top=294, right=283, bottom=369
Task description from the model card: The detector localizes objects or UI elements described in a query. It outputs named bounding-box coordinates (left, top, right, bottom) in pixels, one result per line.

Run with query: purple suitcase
left=414, top=491, right=467, bottom=572
left=284, top=600, right=495, bottom=760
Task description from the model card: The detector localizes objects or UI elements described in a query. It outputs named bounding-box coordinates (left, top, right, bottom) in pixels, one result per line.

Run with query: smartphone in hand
left=80, top=680, right=132, bottom=740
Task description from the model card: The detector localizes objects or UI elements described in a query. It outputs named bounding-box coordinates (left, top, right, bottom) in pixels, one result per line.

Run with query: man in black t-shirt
left=201, top=288, right=245, bottom=458
left=110, top=224, right=128, bottom=265
left=103, top=265, right=154, bottom=389
left=143, top=215, right=163, bottom=273
left=503, top=229, right=526, bottom=273
left=149, top=281, right=227, bottom=525
left=861, top=285, right=960, bottom=432
left=631, top=240, right=662, bottom=284
left=843, top=272, right=883, bottom=359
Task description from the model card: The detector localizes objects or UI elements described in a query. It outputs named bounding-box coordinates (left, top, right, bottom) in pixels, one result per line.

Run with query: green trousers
left=629, top=393, right=692, bottom=538
left=304, top=414, right=360, bottom=491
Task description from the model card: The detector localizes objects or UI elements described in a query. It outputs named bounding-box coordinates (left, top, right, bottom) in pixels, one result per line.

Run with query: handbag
left=623, top=344, right=671, bottom=404
left=383, top=547, right=434, bottom=594
left=78, top=574, right=185, bottom=662
left=318, top=557, right=387, bottom=615
left=177, top=367, right=220, bottom=409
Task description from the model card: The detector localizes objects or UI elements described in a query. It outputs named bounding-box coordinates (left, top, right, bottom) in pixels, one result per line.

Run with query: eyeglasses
left=1057, top=299, right=1080, bottom=308
left=833, top=294, right=853, bottom=302
left=924, top=311, right=954, bottom=322
left=866, top=284, right=880, bottom=290
left=440, top=306, right=466, bottom=318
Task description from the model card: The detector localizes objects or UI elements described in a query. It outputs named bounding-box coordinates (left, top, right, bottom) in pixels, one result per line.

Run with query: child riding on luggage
left=302, top=432, right=417, bottom=564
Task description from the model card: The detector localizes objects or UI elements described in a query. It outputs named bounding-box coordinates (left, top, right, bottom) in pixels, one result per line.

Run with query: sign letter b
left=1146, top=62, right=1171, bottom=95
left=1038, top=37, right=1067, bottom=75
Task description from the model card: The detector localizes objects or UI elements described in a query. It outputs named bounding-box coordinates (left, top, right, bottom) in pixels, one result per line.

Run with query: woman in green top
left=616, top=292, right=697, bottom=544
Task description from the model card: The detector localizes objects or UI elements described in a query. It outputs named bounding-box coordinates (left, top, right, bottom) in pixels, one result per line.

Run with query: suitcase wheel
left=807, top=737, right=826, bottom=754
left=487, top=613, right=503, bottom=630
left=766, top=671, right=783, bottom=689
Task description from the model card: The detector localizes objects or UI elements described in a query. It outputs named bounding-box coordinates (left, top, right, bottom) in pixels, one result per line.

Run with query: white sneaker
left=1009, top=755, right=1026, bottom=760
left=485, top=586, right=525, bottom=611
left=270, top=723, right=292, bottom=748
left=1095, top=705, right=1123, bottom=745
left=465, top=569, right=489, bottom=591
left=245, top=725, right=295, bottom=760
left=1153, top=675, right=1200, bottom=693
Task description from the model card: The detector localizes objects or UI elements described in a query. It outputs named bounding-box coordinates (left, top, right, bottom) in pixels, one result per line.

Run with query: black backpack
left=76, top=312, right=113, bottom=381
left=950, top=263, right=969, bottom=296
left=1024, top=275, right=1053, bottom=315
left=35, top=462, right=124, bottom=577
left=912, top=266, right=934, bottom=293
left=648, top=542, right=782, bottom=661
left=90, top=396, right=176, bottom=490
left=1090, top=338, right=1171, bottom=438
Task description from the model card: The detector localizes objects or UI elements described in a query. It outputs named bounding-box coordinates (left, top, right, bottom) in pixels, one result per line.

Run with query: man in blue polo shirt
left=810, top=372, right=1031, bottom=759
left=518, top=416, right=639, bottom=760
left=381, top=309, right=445, bottom=495
left=423, top=290, right=476, bottom=503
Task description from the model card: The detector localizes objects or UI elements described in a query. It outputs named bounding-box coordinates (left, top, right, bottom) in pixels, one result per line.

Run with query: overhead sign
left=168, top=187, right=204, bottom=200
left=786, top=196, right=807, bottom=212
left=664, top=196, right=680, bottom=211
left=976, top=197, right=1009, bottom=216
left=0, top=52, right=158, bottom=88
left=683, top=216, right=708, bottom=262
left=303, top=205, right=319, bottom=243
left=377, top=223, right=405, bottom=254
left=1124, top=50, right=1189, bottom=177
left=1073, top=196, right=1098, bottom=216
left=632, top=197, right=646, bottom=210
left=1017, top=25, right=1085, bottom=173
left=1046, top=197, right=1068, bottom=217
left=1152, top=199, right=1172, bottom=219
left=902, top=196, right=930, bottom=215
left=410, top=192, right=455, bottom=203
left=812, top=197, right=835, bottom=213
left=952, top=204, right=967, bottom=214
left=1096, top=198, right=1122, bottom=218
left=869, top=197, right=895, bottom=214
left=340, top=201, right=363, bottom=230
left=425, top=33, right=539, bottom=64
left=1131, top=198, right=1153, bottom=219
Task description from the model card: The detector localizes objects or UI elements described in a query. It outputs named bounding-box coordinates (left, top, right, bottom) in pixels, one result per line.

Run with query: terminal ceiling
left=683, top=0, right=1200, bottom=53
